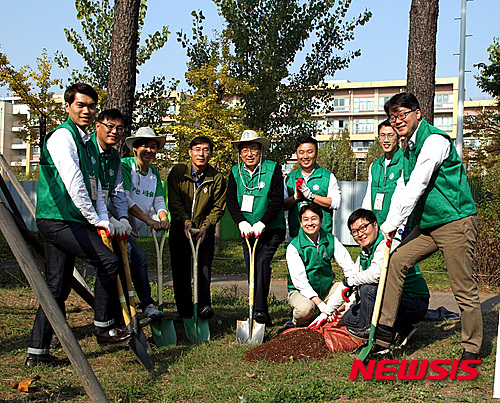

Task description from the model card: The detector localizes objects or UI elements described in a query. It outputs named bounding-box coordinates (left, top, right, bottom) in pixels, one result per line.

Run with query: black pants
left=28, top=219, right=120, bottom=355
left=170, top=231, right=215, bottom=317
left=241, top=228, right=285, bottom=315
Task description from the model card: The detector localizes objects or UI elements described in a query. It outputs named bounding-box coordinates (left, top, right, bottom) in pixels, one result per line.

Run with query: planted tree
left=317, top=129, right=357, bottom=181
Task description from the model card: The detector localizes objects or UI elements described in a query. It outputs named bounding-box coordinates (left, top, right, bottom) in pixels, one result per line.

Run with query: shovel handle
left=245, top=236, right=259, bottom=307
left=118, top=239, right=140, bottom=332
left=187, top=231, right=201, bottom=307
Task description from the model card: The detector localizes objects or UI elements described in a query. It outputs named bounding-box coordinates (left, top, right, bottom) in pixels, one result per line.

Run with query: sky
left=0, top=0, right=498, bottom=100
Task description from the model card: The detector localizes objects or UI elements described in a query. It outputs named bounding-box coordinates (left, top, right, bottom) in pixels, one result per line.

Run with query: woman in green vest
left=226, top=130, right=285, bottom=326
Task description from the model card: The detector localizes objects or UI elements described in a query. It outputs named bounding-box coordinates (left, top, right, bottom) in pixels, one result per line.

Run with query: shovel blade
left=236, top=319, right=265, bottom=345
left=184, top=317, right=210, bottom=343
left=151, top=319, right=177, bottom=346
left=128, top=336, right=153, bottom=370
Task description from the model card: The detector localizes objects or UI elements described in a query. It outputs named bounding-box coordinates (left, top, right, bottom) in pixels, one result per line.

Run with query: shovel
left=236, top=235, right=265, bottom=345
left=150, top=229, right=176, bottom=346
left=183, top=230, right=210, bottom=342
left=117, top=238, right=152, bottom=352
left=99, top=230, right=153, bottom=370
left=357, top=236, right=393, bottom=362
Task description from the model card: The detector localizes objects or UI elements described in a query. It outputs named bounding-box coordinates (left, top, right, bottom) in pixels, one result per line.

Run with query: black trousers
left=240, top=228, right=285, bottom=314
left=170, top=231, right=215, bottom=317
left=28, top=219, right=120, bottom=355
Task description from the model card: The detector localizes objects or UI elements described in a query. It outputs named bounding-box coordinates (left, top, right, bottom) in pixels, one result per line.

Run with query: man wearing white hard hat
left=121, top=126, right=170, bottom=319
left=226, top=129, right=286, bottom=326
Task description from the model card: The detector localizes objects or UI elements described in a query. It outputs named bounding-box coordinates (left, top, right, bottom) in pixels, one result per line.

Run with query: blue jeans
left=342, top=284, right=428, bottom=332
left=127, top=237, right=154, bottom=310
left=28, top=219, right=121, bottom=355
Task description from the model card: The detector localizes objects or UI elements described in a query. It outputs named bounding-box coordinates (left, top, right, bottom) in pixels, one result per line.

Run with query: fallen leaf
left=11, top=375, right=41, bottom=392
left=245, top=372, right=256, bottom=378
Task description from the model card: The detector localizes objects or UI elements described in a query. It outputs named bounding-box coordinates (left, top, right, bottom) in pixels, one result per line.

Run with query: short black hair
left=132, top=138, right=159, bottom=149
left=64, top=83, right=98, bottom=105
left=384, top=92, right=420, bottom=115
left=295, top=136, right=318, bottom=152
left=299, top=203, right=323, bottom=221
left=97, top=109, right=125, bottom=124
left=347, top=208, right=377, bottom=229
left=190, top=136, right=214, bottom=152
left=377, top=118, right=393, bottom=133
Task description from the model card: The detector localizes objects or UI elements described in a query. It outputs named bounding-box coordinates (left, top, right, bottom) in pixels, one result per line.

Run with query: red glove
left=342, top=286, right=354, bottom=302
left=295, top=178, right=304, bottom=200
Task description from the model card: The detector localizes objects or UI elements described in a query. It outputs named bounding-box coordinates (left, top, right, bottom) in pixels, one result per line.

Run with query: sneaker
left=283, top=318, right=295, bottom=330
left=393, top=326, right=417, bottom=348
left=25, top=354, right=69, bottom=368
left=143, top=304, right=164, bottom=319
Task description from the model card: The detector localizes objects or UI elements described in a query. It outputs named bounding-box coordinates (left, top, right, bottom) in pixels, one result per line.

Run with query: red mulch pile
left=244, top=328, right=330, bottom=363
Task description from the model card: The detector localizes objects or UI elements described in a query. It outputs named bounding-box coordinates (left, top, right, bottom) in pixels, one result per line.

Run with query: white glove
left=238, top=221, right=253, bottom=238
left=110, top=217, right=125, bottom=238
left=95, top=220, right=113, bottom=237
left=252, top=221, right=266, bottom=237
left=317, top=301, right=335, bottom=316
left=119, top=217, right=133, bottom=236
left=308, top=313, right=328, bottom=330
left=299, top=182, right=314, bottom=201
left=380, top=222, right=397, bottom=239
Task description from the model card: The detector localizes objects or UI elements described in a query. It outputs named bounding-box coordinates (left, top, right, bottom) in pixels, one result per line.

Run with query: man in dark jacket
left=168, top=136, right=227, bottom=320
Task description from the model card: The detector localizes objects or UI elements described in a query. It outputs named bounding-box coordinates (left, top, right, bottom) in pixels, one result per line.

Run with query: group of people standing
left=26, top=82, right=481, bottom=368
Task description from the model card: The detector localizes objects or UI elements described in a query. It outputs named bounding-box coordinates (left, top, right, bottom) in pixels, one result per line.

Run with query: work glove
left=95, top=220, right=114, bottom=238
left=120, top=218, right=133, bottom=236
left=110, top=217, right=128, bottom=240
left=308, top=313, right=329, bottom=329
left=252, top=221, right=265, bottom=237
left=294, top=178, right=304, bottom=200
left=238, top=221, right=253, bottom=238
left=380, top=222, right=397, bottom=239
left=317, top=301, right=335, bottom=316
left=299, top=181, right=315, bottom=201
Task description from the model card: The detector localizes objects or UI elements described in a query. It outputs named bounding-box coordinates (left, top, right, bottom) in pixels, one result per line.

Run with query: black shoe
left=393, top=326, right=417, bottom=348
left=459, top=350, right=481, bottom=368
left=139, top=317, right=153, bottom=328
left=283, top=318, right=295, bottom=330
left=346, top=325, right=370, bottom=340
left=25, top=354, right=69, bottom=368
left=198, top=306, right=214, bottom=320
left=375, top=325, right=394, bottom=349
left=96, top=328, right=133, bottom=347
left=254, top=311, right=272, bottom=326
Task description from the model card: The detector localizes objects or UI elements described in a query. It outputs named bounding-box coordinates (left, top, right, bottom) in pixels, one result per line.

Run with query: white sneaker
left=143, top=304, right=163, bottom=319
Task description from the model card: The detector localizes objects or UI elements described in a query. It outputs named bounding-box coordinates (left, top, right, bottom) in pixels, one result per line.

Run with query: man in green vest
left=286, top=203, right=354, bottom=328
left=376, top=92, right=481, bottom=365
left=26, top=84, right=132, bottom=368
left=284, top=136, right=341, bottom=239
left=343, top=209, right=429, bottom=350
left=227, top=130, right=286, bottom=326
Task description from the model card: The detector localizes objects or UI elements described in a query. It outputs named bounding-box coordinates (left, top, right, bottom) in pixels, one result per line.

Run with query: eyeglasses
left=100, top=122, right=124, bottom=133
left=378, top=133, right=398, bottom=140
left=240, top=147, right=260, bottom=156
left=350, top=221, right=374, bottom=237
left=389, top=109, right=415, bottom=123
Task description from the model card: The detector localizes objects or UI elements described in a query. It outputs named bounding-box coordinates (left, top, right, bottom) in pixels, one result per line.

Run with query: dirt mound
left=244, top=328, right=330, bottom=363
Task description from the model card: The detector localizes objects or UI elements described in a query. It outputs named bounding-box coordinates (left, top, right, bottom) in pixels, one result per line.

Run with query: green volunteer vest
left=36, top=118, right=100, bottom=224
left=403, top=119, right=477, bottom=229
left=90, top=133, right=120, bottom=193
left=361, top=231, right=429, bottom=300
left=231, top=159, right=285, bottom=231
left=286, top=164, right=334, bottom=238
left=370, top=148, right=404, bottom=225
left=287, top=228, right=335, bottom=296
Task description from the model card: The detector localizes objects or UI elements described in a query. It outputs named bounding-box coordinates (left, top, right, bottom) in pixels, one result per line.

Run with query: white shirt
left=385, top=122, right=451, bottom=228
left=286, top=233, right=355, bottom=299
left=46, top=126, right=107, bottom=225
left=284, top=170, right=341, bottom=210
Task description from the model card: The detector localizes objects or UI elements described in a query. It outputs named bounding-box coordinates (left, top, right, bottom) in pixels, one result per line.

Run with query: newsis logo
left=349, top=359, right=480, bottom=380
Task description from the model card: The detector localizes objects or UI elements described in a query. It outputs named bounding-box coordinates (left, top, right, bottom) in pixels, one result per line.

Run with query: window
left=327, top=119, right=348, bottom=134
left=353, top=97, right=374, bottom=112
left=434, top=116, right=453, bottom=132
left=32, top=146, right=40, bottom=157
left=378, top=96, right=392, bottom=111
left=352, top=140, right=372, bottom=152
left=435, top=94, right=453, bottom=109
left=168, top=104, right=176, bottom=114
left=353, top=119, right=374, bottom=134
left=332, top=98, right=350, bottom=112
left=315, top=120, right=326, bottom=134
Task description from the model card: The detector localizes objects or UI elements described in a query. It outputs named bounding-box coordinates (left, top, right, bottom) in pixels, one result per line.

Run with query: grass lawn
left=0, top=232, right=498, bottom=402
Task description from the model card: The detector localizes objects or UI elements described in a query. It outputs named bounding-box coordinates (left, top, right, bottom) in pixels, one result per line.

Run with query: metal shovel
left=236, top=236, right=265, bottom=345
left=183, top=230, right=210, bottom=342
left=150, top=229, right=176, bottom=346
left=99, top=230, right=153, bottom=370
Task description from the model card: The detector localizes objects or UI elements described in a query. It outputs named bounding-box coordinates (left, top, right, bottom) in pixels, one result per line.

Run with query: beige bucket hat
left=125, top=127, right=167, bottom=150
left=231, top=129, right=270, bottom=151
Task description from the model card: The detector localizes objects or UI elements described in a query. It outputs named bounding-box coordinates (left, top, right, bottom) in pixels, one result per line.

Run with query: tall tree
left=317, top=129, right=357, bottom=181
left=359, top=137, right=383, bottom=181
left=215, top=0, right=371, bottom=164
left=406, top=0, right=439, bottom=124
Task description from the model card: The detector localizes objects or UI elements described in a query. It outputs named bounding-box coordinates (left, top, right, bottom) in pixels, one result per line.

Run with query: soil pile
left=244, top=328, right=330, bottom=363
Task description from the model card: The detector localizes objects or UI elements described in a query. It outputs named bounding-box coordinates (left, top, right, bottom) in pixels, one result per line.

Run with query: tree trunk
left=406, top=0, right=439, bottom=125
left=107, top=0, right=140, bottom=158
left=214, top=221, right=222, bottom=255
